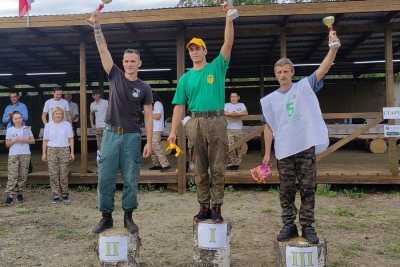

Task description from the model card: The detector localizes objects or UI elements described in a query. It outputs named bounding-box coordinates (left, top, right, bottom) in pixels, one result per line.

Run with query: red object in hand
left=250, top=164, right=272, bottom=184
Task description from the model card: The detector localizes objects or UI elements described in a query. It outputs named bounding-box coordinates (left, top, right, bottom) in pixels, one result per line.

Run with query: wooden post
left=385, top=24, right=398, bottom=176
left=193, top=220, right=231, bottom=267
left=260, top=66, right=265, bottom=156
left=280, top=30, right=287, bottom=58
left=275, top=237, right=327, bottom=267
left=260, top=66, right=265, bottom=99
left=176, top=27, right=187, bottom=194
left=80, top=41, right=88, bottom=174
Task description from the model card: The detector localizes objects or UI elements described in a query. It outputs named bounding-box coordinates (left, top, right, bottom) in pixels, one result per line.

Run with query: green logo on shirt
left=286, top=93, right=296, bottom=120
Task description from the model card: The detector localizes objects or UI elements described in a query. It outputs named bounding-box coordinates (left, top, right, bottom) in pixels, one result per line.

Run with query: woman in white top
left=42, top=107, right=74, bottom=204
left=5, top=111, right=35, bottom=205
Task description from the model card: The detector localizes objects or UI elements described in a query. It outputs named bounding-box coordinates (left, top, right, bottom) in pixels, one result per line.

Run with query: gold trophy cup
left=322, top=16, right=335, bottom=30
left=323, top=16, right=340, bottom=48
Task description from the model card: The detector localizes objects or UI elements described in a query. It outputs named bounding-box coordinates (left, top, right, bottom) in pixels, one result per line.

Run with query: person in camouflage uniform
left=4, top=111, right=34, bottom=205
left=42, top=107, right=75, bottom=204
left=261, top=30, right=341, bottom=244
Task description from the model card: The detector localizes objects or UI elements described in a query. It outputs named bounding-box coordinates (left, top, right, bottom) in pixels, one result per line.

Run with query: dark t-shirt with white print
left=106, top=65, right=153, bottom=132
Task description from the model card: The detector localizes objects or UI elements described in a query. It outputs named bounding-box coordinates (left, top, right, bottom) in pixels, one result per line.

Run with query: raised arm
left=315, top=30, right=341, bottom=81
left=220, top=2, right=235, bottom=60
left=91, top=11, right=114, bottom=74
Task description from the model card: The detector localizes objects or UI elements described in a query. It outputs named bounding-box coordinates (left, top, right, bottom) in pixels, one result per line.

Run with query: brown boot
left=194, top=204, right=211, bottom=222
left=211, top=204, right=224, bottom=223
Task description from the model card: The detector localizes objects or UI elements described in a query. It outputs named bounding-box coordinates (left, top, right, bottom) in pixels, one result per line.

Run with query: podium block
left=193, top=220, right=231, bottom=267
left=98, top=228, right=141, bottom=267
left=275, top=237, right=327, bottom=267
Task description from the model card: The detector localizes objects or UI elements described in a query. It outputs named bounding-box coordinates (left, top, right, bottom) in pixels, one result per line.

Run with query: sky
left=0, top=0, right=179, bottom=17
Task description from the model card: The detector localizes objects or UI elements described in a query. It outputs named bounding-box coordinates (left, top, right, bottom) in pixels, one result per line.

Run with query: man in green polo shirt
left=167, top=2, right=235, bottom=223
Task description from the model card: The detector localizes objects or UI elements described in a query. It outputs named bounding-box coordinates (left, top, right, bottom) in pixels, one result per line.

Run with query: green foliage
left=316, top=184, right=337, bottom=197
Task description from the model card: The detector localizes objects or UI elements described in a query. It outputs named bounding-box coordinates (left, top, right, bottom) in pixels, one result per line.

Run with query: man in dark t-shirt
left=90, top=10, right=153, bottom=234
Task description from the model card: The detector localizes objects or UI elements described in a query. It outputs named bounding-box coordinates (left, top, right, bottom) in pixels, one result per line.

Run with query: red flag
left=19, top=0, right=31, bottom=17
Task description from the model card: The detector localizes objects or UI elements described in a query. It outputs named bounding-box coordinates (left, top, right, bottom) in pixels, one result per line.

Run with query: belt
left=106, top=125, right=136, bottom=134
left=191, top=110, right=224, bottom=118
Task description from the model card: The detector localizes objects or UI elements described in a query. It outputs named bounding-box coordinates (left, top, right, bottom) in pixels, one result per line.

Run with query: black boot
left=93, top=212, right=113, bottom=234
left=124, top=210, right=139, bottom=234
left=211, top=204, right=224, bottom=223
left=277, top=223, right=299, bottom=242
left=302, top=226, right=319, bottom=244
left=194, top=204, right=211, bottom=222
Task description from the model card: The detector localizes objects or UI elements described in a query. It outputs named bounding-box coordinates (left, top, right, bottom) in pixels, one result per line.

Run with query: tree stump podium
left=275, top=237, right=327, bottom=267
left=97, top=228, right=141, bottom=267
left=193, top=219, right=232, bottom=267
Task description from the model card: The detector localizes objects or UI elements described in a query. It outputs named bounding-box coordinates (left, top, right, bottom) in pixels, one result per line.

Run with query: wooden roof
left=0, top=0, right=399, bottom=90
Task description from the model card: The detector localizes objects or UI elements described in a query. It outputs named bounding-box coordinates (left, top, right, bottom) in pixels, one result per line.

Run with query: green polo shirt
left=172, top=53, right=229, bottom=112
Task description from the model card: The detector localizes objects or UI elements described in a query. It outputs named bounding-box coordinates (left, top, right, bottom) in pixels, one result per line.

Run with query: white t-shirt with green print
left=260, top=72, right=329, bottom=160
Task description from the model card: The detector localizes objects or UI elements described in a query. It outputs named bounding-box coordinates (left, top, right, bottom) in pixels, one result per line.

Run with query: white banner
left=383, top=107, right=400, bottom=120
left=384, top=125, right=400, bottom=137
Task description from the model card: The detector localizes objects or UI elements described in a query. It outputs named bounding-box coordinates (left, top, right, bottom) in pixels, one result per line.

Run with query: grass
left=385, top=241, right=400, bottom=259
left=51, top=227, right=82, bottom=240
left=316, top=184, right=337, bottom=197
left=340, top=241, right=364, bottom=258
left=334, top=207, right=355, bottom=217
left=15, top=206, right=33, bottom=215
left=0, top=226, right=9, bottom=237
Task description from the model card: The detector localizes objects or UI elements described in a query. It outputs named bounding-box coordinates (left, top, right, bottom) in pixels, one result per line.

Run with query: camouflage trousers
left=186, top=115, right=227, bottom=206
left=151, top=131, right=170, bottom=168
left=96, top=128, right=104, bottom=151
left=6, top=154, right=31, bottom=194
left=227, top=129, right=243, bottom=167
left=48, top=147, right=70, bottom=197
left=277, top=146, right=316, bottom=227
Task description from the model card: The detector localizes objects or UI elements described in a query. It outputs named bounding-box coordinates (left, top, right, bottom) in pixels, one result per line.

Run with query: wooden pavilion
left=0, top=0, right=399, bottom=192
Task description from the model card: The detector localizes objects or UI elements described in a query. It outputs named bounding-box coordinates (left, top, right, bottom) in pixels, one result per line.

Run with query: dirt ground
left=0, top=186, right=399, bottom=267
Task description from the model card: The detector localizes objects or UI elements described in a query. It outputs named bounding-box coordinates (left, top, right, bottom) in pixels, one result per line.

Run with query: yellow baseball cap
left=186, top=37, right=207, bottom=49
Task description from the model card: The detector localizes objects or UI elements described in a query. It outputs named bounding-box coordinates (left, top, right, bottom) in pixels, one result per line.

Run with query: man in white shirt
left=149, top=94, right=170, bottom=171
left=224, top=92, right=248, bottom=170
left=261, top=30, right=341, bottom=244
left=90, top=90, right=109, bottom=150
left=42, top=88, right=71, bottom=124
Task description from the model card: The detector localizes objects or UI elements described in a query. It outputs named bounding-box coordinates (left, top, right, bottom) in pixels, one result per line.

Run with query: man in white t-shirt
left=224, top=92, right=248, bottom=170
left=261, top=30, right=341, bottom=244
left=90, top=90, right=109, bottom=150
left=42, top=88, right=71, bottom=124
left=149, top=94, right=170, bottom=171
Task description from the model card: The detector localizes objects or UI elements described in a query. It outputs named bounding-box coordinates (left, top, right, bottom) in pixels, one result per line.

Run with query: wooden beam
left=340, top=11, right=399, bottom=61
left=79, top=41, right=88, bottom=174
left=317, top=115, right=383, bottom=161
left=0, top=1, right=399, bottom=28
left=176, top=27, right=186, bottom=194
left=385, top=24, right=398, bottom=176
